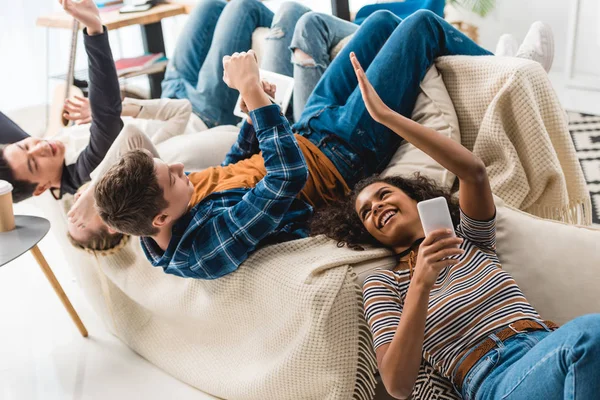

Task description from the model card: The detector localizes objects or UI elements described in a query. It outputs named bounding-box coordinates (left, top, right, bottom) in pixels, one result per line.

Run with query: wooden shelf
left=36, top=3, right=187, bottom=30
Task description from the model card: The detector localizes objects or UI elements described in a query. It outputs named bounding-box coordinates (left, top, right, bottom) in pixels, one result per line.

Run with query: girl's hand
left=63, top=96, right=92, bottom=125
left=350, top=52, right=393, bottom=124
left=412, top=229, right=464, bottom=290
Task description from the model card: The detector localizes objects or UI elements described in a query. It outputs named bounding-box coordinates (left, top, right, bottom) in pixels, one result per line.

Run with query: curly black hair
left=310, top=173, right=460, bottom=250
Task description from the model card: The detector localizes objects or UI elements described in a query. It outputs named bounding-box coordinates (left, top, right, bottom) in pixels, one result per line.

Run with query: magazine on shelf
left=115, top=53, right=165, bottom=76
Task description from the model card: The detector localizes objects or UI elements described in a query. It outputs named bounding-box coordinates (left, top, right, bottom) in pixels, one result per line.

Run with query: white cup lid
left=0, top=180, right=13, bottom=196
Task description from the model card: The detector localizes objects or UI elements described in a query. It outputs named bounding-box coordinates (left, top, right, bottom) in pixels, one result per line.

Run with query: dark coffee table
left=0, top=215, right=88, bottom=337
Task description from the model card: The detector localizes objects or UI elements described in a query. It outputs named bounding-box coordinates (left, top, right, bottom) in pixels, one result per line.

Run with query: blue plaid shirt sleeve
left=184, top=104, right=309, bottom=279
left=221, top=120, right=260, bottom=166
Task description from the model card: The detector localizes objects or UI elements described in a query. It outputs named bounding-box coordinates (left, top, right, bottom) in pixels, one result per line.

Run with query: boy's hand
left=223, top=50, right=270, bottom=112
left=59, top=0, right=103, bottom=36
left=240, top=80, right=276, bottom=124
left=222, top=51, right=262, bottom=96
left=63, top=95, right=92, bottom=125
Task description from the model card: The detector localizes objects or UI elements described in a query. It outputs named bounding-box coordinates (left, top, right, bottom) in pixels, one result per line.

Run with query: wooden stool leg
left=30, top=245, right=88, bottom=337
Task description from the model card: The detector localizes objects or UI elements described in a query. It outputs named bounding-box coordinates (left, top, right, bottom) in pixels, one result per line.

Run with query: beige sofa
left=33, top=32, right=600, bottom=400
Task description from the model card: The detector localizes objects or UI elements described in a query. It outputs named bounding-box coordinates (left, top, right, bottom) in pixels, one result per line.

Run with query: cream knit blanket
left=84, top=234, right=388, bottom=400
left=436, top=56, right=592, bottom=224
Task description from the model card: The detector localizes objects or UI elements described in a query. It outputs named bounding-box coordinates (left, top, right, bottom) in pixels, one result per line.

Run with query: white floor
left=0, top=200, right=217, bottom=400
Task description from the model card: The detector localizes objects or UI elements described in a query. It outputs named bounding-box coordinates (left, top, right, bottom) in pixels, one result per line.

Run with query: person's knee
left=226, top=0, right=261, bottom=13
left=361, top=9, right=399, bottom=28
left=274, top=2, right=311, bottom=24
left=191, top=0, right=226, bottom=15
left=294, top=12, right=325, bottom=39
left=412, top=9, right=438, bottom=20
left=404, top=9, right=439, bottom=28
left=290, top=12, right=328, bottom=66
left=267, top=2, right=310, bottom=40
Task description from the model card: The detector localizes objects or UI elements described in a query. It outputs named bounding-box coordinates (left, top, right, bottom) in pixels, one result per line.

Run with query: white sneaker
left=516, top=21, right=554, bottom=72
left=495, top=34, right=519, bottom=57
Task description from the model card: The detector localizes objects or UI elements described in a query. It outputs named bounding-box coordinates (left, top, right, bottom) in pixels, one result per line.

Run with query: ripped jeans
left=261, top=3, right=358, bottom=121
left=161, top=0, right=274, bottom=127
left=161, top=0, right=339, bottom=126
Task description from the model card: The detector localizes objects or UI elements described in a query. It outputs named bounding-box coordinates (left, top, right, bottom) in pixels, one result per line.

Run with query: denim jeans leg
left=476, top=315, right=600, bottom=400
left=301, top=10, right=493, bottom=185
left=294, top=10, right=399, bottom=133
left=191, top=0, right=274, bottom=127
left=161, top=0, right=226, bottom=100
left=289, top=12, right=358, bottom=121
left=260, top=2, right=312, bottom=78
left=259, top=2, right=312, bottom=124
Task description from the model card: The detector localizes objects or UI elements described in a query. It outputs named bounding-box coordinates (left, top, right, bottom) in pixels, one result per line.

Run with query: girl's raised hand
left=350, top=52, right=393, bottom=124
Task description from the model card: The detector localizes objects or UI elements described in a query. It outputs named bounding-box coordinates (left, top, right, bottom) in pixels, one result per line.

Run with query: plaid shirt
left=141, top=105, right=310, bottom=279
left=220, top=118, right=260, bottom=166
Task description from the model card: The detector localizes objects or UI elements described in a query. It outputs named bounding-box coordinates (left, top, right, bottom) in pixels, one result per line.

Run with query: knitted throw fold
left=436, top=56, right=592, bottom=225
left=89, top=235, right=388, bottom=400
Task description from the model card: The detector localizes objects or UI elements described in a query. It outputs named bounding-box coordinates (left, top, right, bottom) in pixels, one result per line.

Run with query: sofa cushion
left=495, top=198, right=600, bottom=324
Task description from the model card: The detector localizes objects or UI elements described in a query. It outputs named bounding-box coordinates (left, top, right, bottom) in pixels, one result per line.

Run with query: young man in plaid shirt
left=94, top=10, right=493, bottom=279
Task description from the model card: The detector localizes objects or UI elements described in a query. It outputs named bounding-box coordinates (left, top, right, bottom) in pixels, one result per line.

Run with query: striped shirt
left=362, top=210, right=543, bottom=379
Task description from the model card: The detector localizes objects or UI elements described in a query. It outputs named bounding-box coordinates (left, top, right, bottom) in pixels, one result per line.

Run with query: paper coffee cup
left=0, top=180, right=15, bottom=232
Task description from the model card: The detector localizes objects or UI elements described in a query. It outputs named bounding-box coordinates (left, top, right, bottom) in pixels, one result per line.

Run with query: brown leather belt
left=453, top=320, right=559, bottom=392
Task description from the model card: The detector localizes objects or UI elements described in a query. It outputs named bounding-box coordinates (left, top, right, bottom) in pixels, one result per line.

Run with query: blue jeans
left=161, top=0, right=274, bottom=127
left=259, top=2, right=313, bottom=123
left=262, top=5, right=359, bottom=121
left=458, top=314, right=600, bottom=400
left=293, top=10, right=493, bottom=187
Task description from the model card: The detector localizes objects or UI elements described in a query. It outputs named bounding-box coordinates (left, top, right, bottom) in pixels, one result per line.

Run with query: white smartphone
left=417, top=197, right=456, bottom=241
left=233, top=69, right=295, bottom=119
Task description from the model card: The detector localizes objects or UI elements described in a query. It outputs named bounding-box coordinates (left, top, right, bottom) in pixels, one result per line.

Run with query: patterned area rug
left=567, top=112, right=600, bottom=227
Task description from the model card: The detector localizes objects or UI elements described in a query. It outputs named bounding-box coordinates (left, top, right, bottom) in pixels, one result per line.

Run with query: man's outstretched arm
left=59, top=0, right=124, bottom=196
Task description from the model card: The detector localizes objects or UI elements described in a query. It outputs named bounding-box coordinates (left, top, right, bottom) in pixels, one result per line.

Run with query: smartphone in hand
left=417, top=197, right=457, bottom=246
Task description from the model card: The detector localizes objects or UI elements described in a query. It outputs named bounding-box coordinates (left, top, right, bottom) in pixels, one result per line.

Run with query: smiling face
left=152, top=158, right=194, bottom=229
left=3, top=137, right=66, bottom=194
left=354, top=182, right=424, bottom=251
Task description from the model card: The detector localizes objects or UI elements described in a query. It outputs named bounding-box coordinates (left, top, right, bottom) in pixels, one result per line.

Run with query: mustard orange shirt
left=188, top=134, right=350, bottom=209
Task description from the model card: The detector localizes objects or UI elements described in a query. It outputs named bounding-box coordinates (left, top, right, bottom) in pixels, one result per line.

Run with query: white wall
left=0, top=0, right=188, bottom=112
left=451, top=0, right=600, bottom=79
left=0, top=0, right=330, bottom=113
left=1, top=0, right=599, bottom=113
